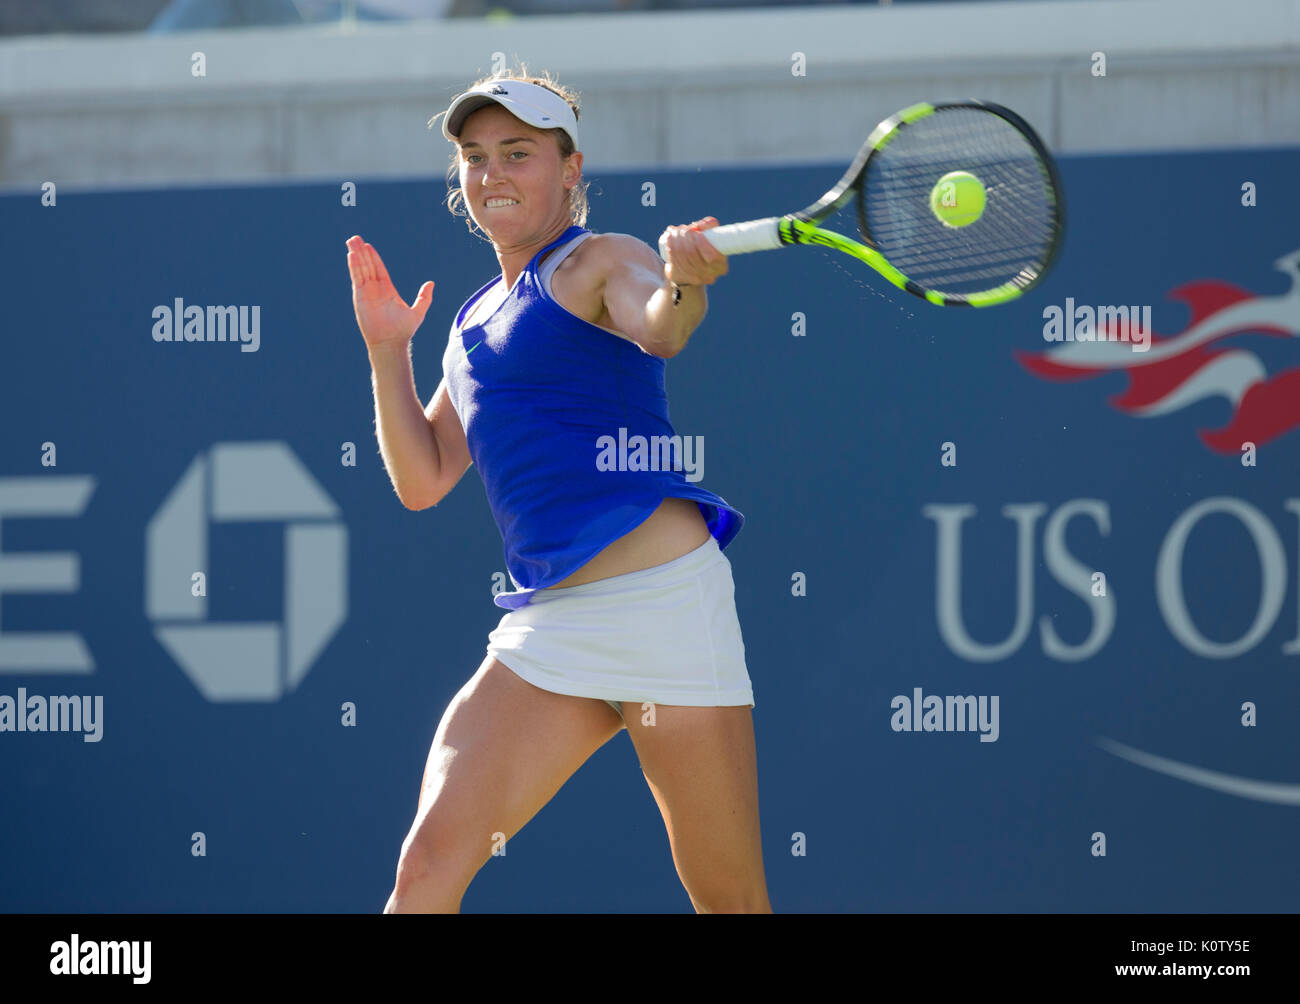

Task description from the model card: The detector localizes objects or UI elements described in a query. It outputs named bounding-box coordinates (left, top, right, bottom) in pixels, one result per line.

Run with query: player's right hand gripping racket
left=659, top=101, right=1065, bottom=307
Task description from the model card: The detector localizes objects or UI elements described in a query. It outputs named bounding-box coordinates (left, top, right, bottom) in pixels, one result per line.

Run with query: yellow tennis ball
left=930, top=171, right=986, bottom=227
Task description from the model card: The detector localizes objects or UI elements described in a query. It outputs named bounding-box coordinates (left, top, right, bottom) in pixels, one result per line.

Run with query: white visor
left=441, top=79, right=579, bottom=151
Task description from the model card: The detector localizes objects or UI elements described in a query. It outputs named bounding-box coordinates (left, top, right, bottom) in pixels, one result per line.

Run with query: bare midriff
left=545, top=497, right=712, bottom=589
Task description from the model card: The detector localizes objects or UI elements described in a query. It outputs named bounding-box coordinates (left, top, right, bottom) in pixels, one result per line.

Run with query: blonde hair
left=430, top=65, right=589, bottom=240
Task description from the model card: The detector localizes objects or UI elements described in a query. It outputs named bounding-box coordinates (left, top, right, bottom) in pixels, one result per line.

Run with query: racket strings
left=869, top=159, right=1054, bottom=268
left=860, top=107, right=1059, bottom=296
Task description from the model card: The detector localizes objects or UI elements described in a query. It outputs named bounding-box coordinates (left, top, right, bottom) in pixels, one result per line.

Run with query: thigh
left=623, top=703, right=770, bottom=912
left=406, top=655, right=625, bottom=865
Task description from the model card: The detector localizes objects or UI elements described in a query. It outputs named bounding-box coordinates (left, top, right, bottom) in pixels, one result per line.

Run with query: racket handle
left=658, top=217, right=784, bottom=261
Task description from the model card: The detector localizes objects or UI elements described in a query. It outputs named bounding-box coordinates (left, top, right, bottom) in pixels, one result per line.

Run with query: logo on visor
left=490, top=85, right=507, bottom=94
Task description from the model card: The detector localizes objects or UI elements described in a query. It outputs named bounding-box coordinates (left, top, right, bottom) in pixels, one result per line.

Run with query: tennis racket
left=659, top=100, right=1064, bottom=307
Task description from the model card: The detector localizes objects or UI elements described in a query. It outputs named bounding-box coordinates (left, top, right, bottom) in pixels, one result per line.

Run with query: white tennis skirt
left=486, top=535, right=754, bottom=726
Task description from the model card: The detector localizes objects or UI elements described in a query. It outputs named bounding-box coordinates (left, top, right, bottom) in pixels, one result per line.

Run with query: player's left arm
left=597, top=220, right=728, bottom=359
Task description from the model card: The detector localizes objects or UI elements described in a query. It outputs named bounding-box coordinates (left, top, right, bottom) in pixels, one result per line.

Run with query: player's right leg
left=383, top=654, right=625, bottom=913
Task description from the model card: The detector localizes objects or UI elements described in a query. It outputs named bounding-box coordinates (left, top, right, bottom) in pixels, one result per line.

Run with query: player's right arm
left=369, top=352, right=471, bottom=510
left=348, top=236, right=471, bottom=510
left=420, top=377, right=472, bottom=508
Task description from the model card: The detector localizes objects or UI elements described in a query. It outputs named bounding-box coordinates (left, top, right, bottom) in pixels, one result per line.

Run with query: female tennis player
left=348, top=68, right=770, bottom=914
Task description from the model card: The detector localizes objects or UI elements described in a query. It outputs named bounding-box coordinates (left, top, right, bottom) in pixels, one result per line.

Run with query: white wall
left=0, top=0, right=1297, bottom=191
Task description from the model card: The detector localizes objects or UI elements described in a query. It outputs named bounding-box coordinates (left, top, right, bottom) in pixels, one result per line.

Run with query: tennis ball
left=929, top=171, right=986, bottom=228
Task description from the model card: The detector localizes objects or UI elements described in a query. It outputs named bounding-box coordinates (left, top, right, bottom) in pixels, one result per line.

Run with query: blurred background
left=5, top=0, right=1296, bottom=188
left=1, top=0, right=1059, bottom=34
left=2, top=0, right=1300, bottom=914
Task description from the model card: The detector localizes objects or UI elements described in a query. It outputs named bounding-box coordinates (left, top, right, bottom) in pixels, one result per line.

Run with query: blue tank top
left=442, top=224, right=744, bottom=610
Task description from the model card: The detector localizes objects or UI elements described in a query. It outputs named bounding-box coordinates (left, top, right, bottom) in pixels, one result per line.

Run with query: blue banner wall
left=3, top=146, right=1300, bottom=912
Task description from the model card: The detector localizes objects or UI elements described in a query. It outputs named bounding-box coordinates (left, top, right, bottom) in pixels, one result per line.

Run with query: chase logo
left=146, top=442, right=347, bottom=702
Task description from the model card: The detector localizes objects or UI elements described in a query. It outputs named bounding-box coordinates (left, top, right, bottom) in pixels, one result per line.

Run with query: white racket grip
left=658, top=217, right=784, bottom=260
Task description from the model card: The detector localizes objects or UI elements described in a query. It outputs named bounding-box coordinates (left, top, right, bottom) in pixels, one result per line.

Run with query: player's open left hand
left=660, top=217, right=729, bottom=287
left=346, top=235, right=435, bottom=350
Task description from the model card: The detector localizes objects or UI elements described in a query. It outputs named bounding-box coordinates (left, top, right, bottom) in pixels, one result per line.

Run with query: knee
left=685, top=878, right=772, bottom=914
left=387, top=851, right=469, bottom=914
left=693, top=893, right=772, bottom=914
left=392, top=821, right=488, bottom=902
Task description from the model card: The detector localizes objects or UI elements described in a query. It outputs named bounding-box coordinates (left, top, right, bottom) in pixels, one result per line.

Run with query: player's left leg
left=623, top=703, right=772, bottom=913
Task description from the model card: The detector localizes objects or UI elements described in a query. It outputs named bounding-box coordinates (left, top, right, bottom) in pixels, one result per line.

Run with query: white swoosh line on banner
left=1096, top=737, right=1300, bottom=805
